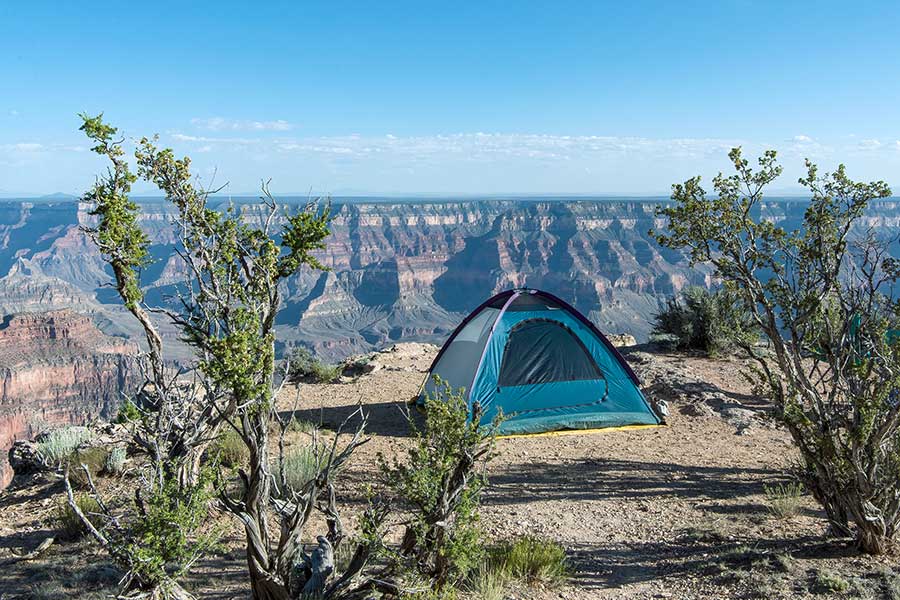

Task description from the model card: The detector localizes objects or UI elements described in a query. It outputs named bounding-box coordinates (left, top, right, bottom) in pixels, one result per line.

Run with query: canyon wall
left=0, top=310, right=138, bottom=486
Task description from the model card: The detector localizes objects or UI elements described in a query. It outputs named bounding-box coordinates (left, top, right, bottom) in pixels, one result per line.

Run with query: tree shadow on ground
left=569, top=534, right=858, bottom=590
left=485, top=458, right=780, bottom=505
left=280, top=399, right=417, bottom=438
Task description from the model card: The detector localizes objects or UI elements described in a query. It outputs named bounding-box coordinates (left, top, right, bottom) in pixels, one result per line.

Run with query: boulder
left=607, top=333, right=637, bottom=348
left=341, top=354, right=382, bottom=378
left=8, top=440, right=46, bottom=477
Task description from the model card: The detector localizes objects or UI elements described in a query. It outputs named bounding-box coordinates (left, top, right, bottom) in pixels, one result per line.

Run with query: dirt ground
left=2, top=343, right=899, bottom=599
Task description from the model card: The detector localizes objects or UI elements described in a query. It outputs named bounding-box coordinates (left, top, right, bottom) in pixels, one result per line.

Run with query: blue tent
left=420, top=288, right=660, bottom=435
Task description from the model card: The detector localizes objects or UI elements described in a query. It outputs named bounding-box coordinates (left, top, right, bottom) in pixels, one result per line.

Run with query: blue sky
left=2, top=1, right=900, bottom=195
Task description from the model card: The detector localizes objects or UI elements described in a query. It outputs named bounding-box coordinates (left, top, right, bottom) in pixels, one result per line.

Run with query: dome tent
left=420, top=288, right=660, bottom=435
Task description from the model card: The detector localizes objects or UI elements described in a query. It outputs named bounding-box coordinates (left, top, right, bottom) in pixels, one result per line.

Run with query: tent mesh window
left=498, top=318, right=603, bottom=387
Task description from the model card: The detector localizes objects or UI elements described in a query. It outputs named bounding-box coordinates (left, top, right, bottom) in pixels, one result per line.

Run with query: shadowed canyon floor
left=1, top=344, right=898, bottom=599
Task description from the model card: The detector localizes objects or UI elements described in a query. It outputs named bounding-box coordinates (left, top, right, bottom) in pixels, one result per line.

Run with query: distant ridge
left=39, top=192, right=79, bottom=200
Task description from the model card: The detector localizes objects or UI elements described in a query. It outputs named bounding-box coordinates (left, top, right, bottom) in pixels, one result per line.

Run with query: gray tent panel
left=423, top=306, right=499, bottom=398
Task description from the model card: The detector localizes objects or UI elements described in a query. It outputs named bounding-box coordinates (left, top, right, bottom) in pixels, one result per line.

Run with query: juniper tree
left=653, top=147, right=900, bottom=554
left=75, top=115, right=498, bottom=599
left=73, top=115, right=387, bottom=599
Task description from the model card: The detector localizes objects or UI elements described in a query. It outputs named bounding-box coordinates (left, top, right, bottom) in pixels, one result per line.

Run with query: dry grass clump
left=279, top=445, right=321, bottom=496
left=104, top=446, right=127, bottom=475
left=764, top=481, right=805, bottom=518
left=490, top=535, right=570, bottom=585
left=55, top=494, right=100, bottom=540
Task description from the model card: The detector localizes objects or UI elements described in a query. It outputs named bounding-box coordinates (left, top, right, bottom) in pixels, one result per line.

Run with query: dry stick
left=63, top=465, right=108, bottom=547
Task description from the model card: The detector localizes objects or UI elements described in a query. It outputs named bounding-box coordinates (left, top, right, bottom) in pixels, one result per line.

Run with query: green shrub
left=814, top=569, right=850, bottom=594
left=36, top=426, right=93, bottom=466
left=56, top=494, right=100, bottom=540
left=104, top=446, right=127, bottom=475
left=491, top=535, right=569, bottom=586
left=213, top=427, right=249, bottom=468
left=279, top=445, right=321, bottom=496
left=764, top=481, right=805, bottom=518
left=310, top=361, right=342, bottom=383
left=287, top=347, right=342, bottom=383
left=652, top=286, right=757, bottom=356
left=114, top=399, right=141, bottom=423
left=383, top=378, right=499, bottom=589
left=125, top=469, right=221, bottom=586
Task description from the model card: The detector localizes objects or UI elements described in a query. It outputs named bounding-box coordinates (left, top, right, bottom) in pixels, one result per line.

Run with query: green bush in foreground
left=383, top=377, right=499, bottom=590
left=123, top=469, right=221, bottom=588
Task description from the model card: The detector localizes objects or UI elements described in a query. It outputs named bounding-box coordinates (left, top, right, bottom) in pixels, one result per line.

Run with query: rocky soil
left=1, top=343, right=899, bottom=599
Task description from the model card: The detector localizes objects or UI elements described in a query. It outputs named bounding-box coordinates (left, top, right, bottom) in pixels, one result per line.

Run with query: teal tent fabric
left=420, top=289, right=660, bottom=435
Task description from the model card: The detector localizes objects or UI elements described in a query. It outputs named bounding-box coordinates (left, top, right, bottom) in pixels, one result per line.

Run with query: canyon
left=2, top=197, right=899, bottom=486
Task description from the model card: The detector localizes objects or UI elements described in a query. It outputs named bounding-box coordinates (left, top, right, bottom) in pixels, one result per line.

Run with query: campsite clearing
left=1, top=343, right=897, bottom=599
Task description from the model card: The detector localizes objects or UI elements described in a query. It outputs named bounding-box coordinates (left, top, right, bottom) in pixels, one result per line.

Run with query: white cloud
left=858, top=138, right=882, bottom=150
left=168, top=132, right=748, bottom=162
left=172, top=133, right=261, bottom=144
left=8, top=142, right=44, bottom=152
left=0, top=142, right=88, bottom=153
left=791, top=134, right=812, bottom=143
left=190, top=117, right=294, bottom=132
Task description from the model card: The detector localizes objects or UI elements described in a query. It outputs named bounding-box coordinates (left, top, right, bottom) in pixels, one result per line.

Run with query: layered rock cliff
left=0, top=310, right=138, bottom=487
left=5, top=198, right=900, bottom=359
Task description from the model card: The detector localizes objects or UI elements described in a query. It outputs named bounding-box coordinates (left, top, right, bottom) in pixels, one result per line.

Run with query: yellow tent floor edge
left=498, top=423, right=665, bottom=440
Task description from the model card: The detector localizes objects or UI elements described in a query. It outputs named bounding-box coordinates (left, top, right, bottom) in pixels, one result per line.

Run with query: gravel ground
left=1, top=343, right=898, bottom=599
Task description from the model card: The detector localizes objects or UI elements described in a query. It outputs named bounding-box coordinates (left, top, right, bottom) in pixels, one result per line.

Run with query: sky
left=1, top=1, right=900, bottom=196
